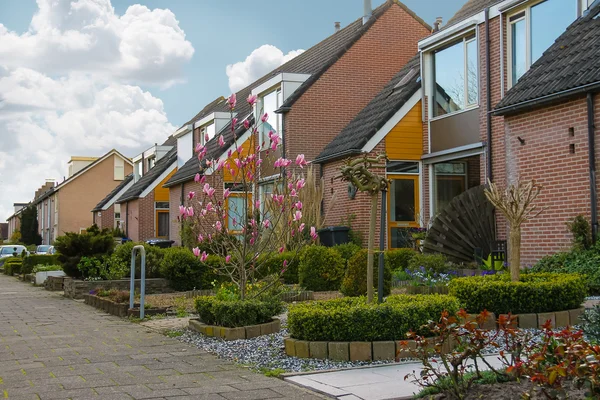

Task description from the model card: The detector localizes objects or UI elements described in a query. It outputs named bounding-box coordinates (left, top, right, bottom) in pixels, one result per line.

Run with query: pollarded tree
left=180, top=94, right=317, bottom=300
left=484, top=179, right=544, bottom=281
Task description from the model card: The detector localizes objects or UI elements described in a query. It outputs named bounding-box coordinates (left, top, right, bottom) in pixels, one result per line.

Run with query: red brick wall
left=285, top=4, right=430, bottom=163
left=125, top=200, right=139, bottom=242
left=100, top=204, right=115, bottom=230
left=138, top=193, right=155, bottom=241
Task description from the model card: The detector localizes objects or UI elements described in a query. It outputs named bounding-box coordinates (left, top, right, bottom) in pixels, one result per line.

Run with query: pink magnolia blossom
left=256, top=159, right=263, bottom=167
left=218, top=135, right=225, bottom=147
left=200, top=251, right=208, bottom=262
left=225, top=255, right=231, bottom=263
left=247, top=94, right=258, bottom=106
left=295, top=201, right=303, bottom=210
left=178, top=205, right=186, bottom=217
left=205, top=202, right=214, bottom=212
left=263, top=219, right=271, bottom=229
left=295, top=154, right=308, bottom=168
left=254, top=200, right=261, bottom=209
left=227, top=149, right=232, bottom=158
left=186, top=207, right=194, bottom=218
left=310, top=226, right=318, bottom=241
left=227, top=93, right=236, bottom=109
left=299, top=223, right=306, bottom=232
left=223, top=188, right=231, bottom=199
left=201, top=209, right=207, bottom=216
left=296, top=178, right=306, bottom=190
left=290, top=189, right=298, bottom=197
left=215, top=221, right=222, bottom=231
left=188, top=191, right=196, bottom=200
left=243, top=119, right=250, bottom=129
left=216, top=159, right=225, bottom=171
left=198, top=234, right=204, bottom=242
left=293, top=210, right=302, bottom=221
left=195, top=143, right=204, bottom=153
left=261, top=113, right=269, bottom=123
left=232, top=217, right=237, bottom=226
left=274, top=158, right=292, bottom=168
left=194, top=173, right=201, bottom=183
left=282, top=260, right=288, bottom=274
left=271, top=137, right=279, bottom=151
left=204, top=132, right=210, bottom=143
left=232, top=117, right=238, bottom=127
left=279, top=246, right=284, bottom=254
left=203, top=183, right=215, bottom=197
left=192, top=247, right=201, bottom=257
left=249, top=237, right=255, bottom=245
left=236, top=146, right=243, bottom=153
left=234, top=159, right=241, bottom=168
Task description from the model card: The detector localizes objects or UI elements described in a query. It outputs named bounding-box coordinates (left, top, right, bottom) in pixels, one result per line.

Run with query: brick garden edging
left=83, top=294, right=168, bottom=318
left=44, top=276, right=65, bottom=291
left=63, top=277, right=170, bottom=299
left=284, top=308, right=586, bottom=362
left=188, top=318, right=281, bottom=341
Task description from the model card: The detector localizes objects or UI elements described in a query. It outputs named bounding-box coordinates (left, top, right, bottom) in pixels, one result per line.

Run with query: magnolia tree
left=179, top=93, right=318, bottom=300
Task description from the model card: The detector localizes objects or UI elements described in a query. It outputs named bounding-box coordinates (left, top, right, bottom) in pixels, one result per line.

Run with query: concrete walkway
left=0, top=274, right=322, bottom=400
left=285, top=355, right=505, bottom=400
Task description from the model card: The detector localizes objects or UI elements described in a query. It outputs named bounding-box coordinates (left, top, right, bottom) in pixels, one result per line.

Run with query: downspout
left=180, top=182, right=185, bottom=247
left=588, top=93, right=598, bottom=243
left=485, top=8, right=493, bottom=182
left=125, top=201, right=129, bottom=238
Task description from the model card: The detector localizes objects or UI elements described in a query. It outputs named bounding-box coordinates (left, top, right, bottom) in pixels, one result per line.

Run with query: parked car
left=0, top=245, right=29, bottom=267
left=35, top=245, right=53, bottom=255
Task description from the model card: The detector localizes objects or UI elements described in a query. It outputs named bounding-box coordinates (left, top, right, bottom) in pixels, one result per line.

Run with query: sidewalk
left=285, top=355, right=505, bottom=400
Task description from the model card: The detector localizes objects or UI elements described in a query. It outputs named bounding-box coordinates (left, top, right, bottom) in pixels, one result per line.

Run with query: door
left=388, top=175, right=420, bottom=249
left=156, top=211, right=169, bottom=238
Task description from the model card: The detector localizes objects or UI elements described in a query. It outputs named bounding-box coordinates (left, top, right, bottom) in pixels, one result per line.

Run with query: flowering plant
left=405, top=266, right=454, bottom=287
left=180, top=93, right=318, bottom=300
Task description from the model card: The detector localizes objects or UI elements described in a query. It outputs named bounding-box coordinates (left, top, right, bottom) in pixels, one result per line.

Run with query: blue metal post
left=129, top=245, right=147, bottom=320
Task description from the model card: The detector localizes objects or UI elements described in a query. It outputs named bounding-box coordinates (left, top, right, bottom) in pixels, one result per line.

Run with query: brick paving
left=0, top=275, right=322, bottom=400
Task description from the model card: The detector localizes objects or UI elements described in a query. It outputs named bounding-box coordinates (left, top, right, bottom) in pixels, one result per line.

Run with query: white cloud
left=0, top=0, right=191, bottom=222
left=226, top=45, right=304, bottom=93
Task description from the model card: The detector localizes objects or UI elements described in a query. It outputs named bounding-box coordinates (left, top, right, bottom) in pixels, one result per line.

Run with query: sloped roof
left=315, top=55, right=421, bottom=163
left=495, top=4, right=600, bottom=115
left=161, top=135, right=177, bottom=147
left=91, top=174, right=134, bottom=212
left=117, top=148, right=177, bottom=203
left=446, top=0, right=502, bottom=27
left=179, top=97, right=229, bottom=129
left=165, top=1, right=426, bottom=187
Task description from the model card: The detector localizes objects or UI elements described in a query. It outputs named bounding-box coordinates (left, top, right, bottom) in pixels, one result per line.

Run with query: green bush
left=288, top=294, right=460, bottom=342
left=567, top=215, right=592, bottom=251
left=22, top=254, right=60, bottom=275
left=32, top=264, right=63, bottom=273
left=112, top=242, right=164, bottom=279
left=530, top=244, right=600, bottom=295
left=448, top=273, right=586, bottom=315
left=53, top=225, right=115, bottom=278
left=385, top=248, right=416, bottom=271
left=333, top=243, right=362, bottom=263
left=298, top=246, right=346, bottom=291
left=3, top=257, right=22, bottom=275
left=159, top=247, right=218, bottom=291
left=258, top=251, right=300, bottom=284
left=340, top=249, right=391, bottom=297
left=194, top=296, right=283, bottom=328
left=408, top=253, right=448, bottom=273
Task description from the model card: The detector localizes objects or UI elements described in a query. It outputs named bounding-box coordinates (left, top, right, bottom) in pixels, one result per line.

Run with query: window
left=387, top=161, right=419, bottom=174
left=147, top=157, right=155, bottom=171
left=114, top=203, right=121, bottom=220
left=201, top=122, right=216, bottom=145
left=258, top=88, right=283, bottom=149
left=509, top=0, right=578, bottom=86
left=433, top=35, right=478, bottom=117
left=155, top=202, right=170, bottom=238
left=434, top=162, right=467, bottom=212
left=134, top=161, right=143, bottom=181
left=114, top=156, right=125, bottom=180
left=227, top=196, right=247, bottom=232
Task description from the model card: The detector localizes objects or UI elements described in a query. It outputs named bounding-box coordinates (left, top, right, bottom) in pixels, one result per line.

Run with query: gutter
left=485, top=8, right=493, bottom=181
left=587, top=93, right=598, bottom=243
left=313, top=149, right=362, bottom=165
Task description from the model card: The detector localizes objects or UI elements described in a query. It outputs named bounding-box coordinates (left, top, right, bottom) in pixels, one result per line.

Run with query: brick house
left=164, top=0, right=431, bottom=245
left=115, top=140, right=177, bottom=242
left=31, top=151, right=133, bottom=243
left=34, top=180, right=57, bottom=245
left=91, top=173, right=134, bottom=231
left=412, top=0, right=595, bottom=264
left=5, top=203, right=27, bottom=241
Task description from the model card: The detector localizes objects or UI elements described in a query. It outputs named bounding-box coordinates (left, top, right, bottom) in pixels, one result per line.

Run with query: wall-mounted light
left=517, top=136, right=526, bottom=145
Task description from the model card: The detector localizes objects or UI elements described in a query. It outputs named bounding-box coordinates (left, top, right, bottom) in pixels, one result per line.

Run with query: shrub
left=408, top=253, right=448, bottom=273
left=3, top=257, right=22, bottom=275
left=159, top=247, right=217, bottom=291
left=567, top=215, right=592, bottom=250
left=298, top=245, right=345, bottom=291
left=112, top=242, right=164, bottom=279
left=194, top=296, right=283, bottom=328
left=448, top=273, right=586, bottom=315
left=288, top=294, right=460, bottom=342
left=77, top=256, right=105, bottom=279
left=385, top=248, right=416, bottom=271
left=257, top=251, right=300, bottom=284
left=32, top=264, right=62, bottom=273
left=53, top=225, right=115, bottom=278
left=340, top=249, right=391, bottom=297
left=332, top=243, right=361, bottom=263
left=580, top=304, right=600, bottom=344
left=530, top=244, right=600, bottom=295
left=22, top=254, right=60, bottom=275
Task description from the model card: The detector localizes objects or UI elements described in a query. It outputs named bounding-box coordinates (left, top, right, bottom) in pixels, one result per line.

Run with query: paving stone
left=220, top=388, right=283, bottom=399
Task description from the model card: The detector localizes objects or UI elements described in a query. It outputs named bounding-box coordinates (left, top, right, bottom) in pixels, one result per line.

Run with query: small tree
left=338, top=154, right=388, bottom=303
left=484, top=179, right=544, bottom=281
left=180, top=93, right=318, bottom=300
left=20, top=206, right=42, bottom=246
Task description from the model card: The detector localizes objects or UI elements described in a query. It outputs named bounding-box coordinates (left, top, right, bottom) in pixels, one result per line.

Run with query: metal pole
left=129, top=245, right=146, bottom=319
left=378, top=189, right=387, bottom=303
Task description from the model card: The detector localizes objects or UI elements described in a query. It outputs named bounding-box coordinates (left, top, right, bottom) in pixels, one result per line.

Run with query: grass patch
left=165, top=330, right=184, bottom=338
left=414, top=370, right=510, bottom=398
left=261, top=368, right=286, bottom=378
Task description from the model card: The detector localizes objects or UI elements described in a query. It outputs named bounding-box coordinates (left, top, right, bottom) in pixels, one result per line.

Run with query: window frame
left=256, top=86, right=283, bottom=150
left=431, top=33, right=479, bottom=119
left=114, top=156, right=125, bottom=181
left=154, top=202, right=170, bottom=238
left=433, top=161, right=468, bottom=213
left=200, top=121, right=216, bottom=146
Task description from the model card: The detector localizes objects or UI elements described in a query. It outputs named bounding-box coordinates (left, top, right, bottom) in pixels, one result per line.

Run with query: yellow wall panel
left=385, top=101, right=423, bottom=160
left=224, top=136, right=253, bottom=183
left=154, top=168, right=177, bottom=202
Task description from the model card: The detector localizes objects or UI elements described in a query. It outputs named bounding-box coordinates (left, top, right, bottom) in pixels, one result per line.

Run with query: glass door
left=388, top=175, right=419, bottom=248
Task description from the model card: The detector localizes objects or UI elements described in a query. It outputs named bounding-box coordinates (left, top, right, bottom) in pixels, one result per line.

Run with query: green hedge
left=159, top=247, right=219, bottom=291
left=22, top=255, right=60, bottom=275
left=340, top=249, right=392, bottom=297
left=408, top=252, right=448, bottom=273
left=194, top=296, right=284, bottom=328
left=288, top=294, right=460, bottom=341
left=3, top=257, right=23, bottom=275
left=258, top=251, right=300, bottom=284
left=112, top=242, right=164, bottom=279
left=448, top=273, right=586, bottom=315
left=298, top=246, right=346, bottom=291
left=385, top=248, right=416, bottom=271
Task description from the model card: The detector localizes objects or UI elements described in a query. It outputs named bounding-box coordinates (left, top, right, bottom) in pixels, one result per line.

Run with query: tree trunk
left=240, top=264, right=247, bottom=300
left=509, top=227, right=521, bottom=281
left=367, top=194, right=377, bottom=303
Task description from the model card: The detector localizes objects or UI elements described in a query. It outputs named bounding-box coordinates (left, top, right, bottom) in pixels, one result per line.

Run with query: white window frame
left=114, top=203, right=122, bottom=229
left=200, top=121, right=216, bottom=146
left=256, top=86, right=283, bottom=150
left=114, top=156, right=125, bottom=181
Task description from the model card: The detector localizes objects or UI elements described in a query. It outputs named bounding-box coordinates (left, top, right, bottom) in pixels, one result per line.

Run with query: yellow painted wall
left=223, top=136, right=253, bottom=183
left=154, top=168, right=177, bottom=202
left=385, top=100, right=422, bottom=160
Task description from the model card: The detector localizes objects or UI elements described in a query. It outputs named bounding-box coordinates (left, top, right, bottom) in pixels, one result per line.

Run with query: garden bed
left=63, top=277, right=170, bottom=299
left=83, top=294, right=167, bottom=318
left=189, top=318, right=281, bottom=340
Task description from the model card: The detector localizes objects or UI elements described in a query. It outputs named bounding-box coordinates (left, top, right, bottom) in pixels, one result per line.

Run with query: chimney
left=433, top=17, right=443, bottom=32
left=363, top=0, right=372, bottom=24
left=334, top=21, right=341, bottom=33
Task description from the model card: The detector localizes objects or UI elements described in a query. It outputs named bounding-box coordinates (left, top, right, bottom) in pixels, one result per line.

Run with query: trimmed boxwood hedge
left=194, top=296, right=284, bottom=328
left=340, top=249, right=392, bottom=297
left=298, top=246, right=346, bottom=291
left=288, top=294, right=460, bottom=341
left=448, top=272, right=586, bottom=315
left=22, top=255, right=60, bottom=275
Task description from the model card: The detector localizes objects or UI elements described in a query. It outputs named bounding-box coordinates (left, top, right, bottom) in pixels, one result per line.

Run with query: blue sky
left=1, top=0, right=464, bottom=127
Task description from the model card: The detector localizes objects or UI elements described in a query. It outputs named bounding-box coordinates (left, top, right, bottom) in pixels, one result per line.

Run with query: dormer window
left=258, top=88, right=283, bottom=149
left=147, top=156, right=155, bottom=171
left=433, top=34, right=478, bottom=118
left=508, top=0, right=578, bottom=86
left=201, top=122, right=216, bottom=145
left=134, top=160, right=143, bottom=181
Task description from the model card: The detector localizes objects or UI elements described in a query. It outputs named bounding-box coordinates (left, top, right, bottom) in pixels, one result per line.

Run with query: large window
left=258, top=88, right=283, bottom=149
left=201, top=122, right=216, bottom=146
left=434, top=162, right=467, bottom=213
left=155, top=202, right=169, bottom=238
left=114, top=203, right=122, bottom=230
left=433, top=35, right=478, bottom=117
left=509, top=0, right=578, bottom=85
